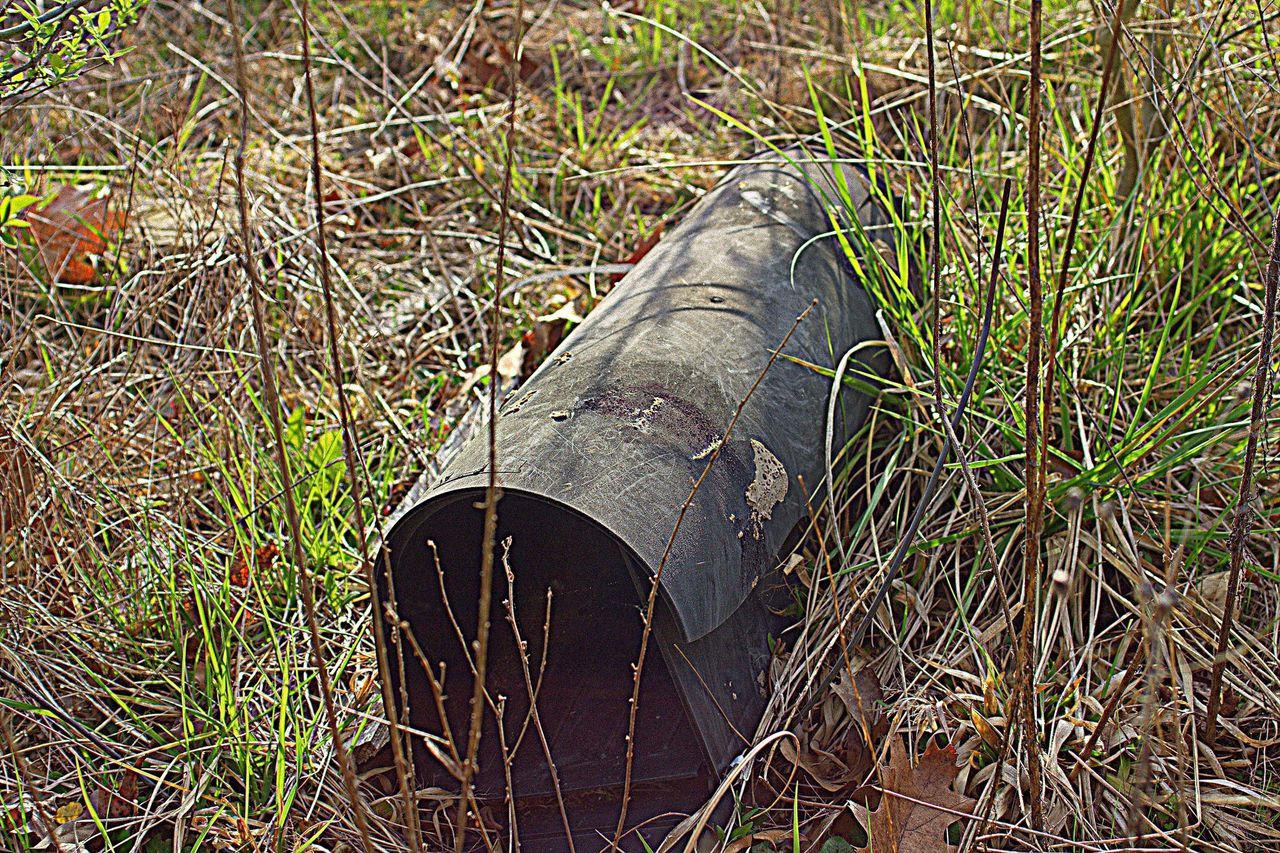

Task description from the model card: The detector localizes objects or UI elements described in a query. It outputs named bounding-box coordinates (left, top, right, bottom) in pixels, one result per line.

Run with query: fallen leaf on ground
left=612, top=223, right=664, bottom=282
left=780, top=737, right=855, bottom=793
left=521, top=299, right=582, bottom=377
left=724, top=828, right=795, bottom=852
left=456, top=22, right=540, bottom=92
left=785, top=668, right=888, bottom=797
left=851, top=738, right=976, bottom=853
left=90, top=766, right=139, bottom=819
left=834, top=668, right=888, bottom=784
left=25, top=186, right=125, bottom=285
left=113, top=767, right=139, bottom=818
left=228, top=542, right=279, bottom=588
left=497, top=341, right=524, bottom=381
left=1195, top=570, right=1240, bottom=618
left=54, top=801, right=82, bottom=824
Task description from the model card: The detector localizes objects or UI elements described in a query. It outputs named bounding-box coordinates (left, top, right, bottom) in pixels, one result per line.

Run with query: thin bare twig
left=456, top=2, right=524, bottom=849
left=227, top=1, right=372, bottom=847
left=500, top=539, right=575, bottom=851
left=1015, top=0, right=1047, bottom=831
left=1041, top=0, right=1127, bottom=496
left=1205, top=209, right=1279, bottom=743
left=612, top=299, right=818, bottom=848
left=293, top=0, right=424, bottom=844
left=925, top=0, right=943, bottom=419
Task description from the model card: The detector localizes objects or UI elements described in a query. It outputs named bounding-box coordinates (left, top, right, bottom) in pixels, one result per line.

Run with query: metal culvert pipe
left=379, top=146, right=897, bottom=848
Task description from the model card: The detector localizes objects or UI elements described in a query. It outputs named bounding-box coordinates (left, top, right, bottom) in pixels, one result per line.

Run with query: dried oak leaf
left=90, top=766, right=139, bottom=819
left=26, top=185, right=125, bottom=285
left=852, top=738, right=976, bottom=853
left=228, top=542, right=279, bottom=588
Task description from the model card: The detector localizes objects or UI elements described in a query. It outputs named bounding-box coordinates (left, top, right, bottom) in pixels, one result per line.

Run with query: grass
left=2, top=0, right=1279, bottom=850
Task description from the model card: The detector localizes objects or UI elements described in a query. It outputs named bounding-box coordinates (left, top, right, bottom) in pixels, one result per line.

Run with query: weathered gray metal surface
left=391, top=149, right=892, bottom=637
left=378, top=146, right=896, bottom=844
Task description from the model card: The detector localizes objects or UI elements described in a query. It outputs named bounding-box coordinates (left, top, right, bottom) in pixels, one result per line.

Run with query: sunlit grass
left=2, top=0, right=1278, bottom=848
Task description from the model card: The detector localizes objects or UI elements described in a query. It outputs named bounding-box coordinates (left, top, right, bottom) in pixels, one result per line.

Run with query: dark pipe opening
left=385, top=492, right=711, bottom=845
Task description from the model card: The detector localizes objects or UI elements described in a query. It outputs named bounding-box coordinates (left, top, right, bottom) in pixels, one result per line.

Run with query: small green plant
left=0, top=0, right=147, bottom=103
left=0, top=190, right=38, bottom=248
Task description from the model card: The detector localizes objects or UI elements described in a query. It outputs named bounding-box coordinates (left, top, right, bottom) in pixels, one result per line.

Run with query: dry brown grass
left=2, top=0, right=1279, bottom=850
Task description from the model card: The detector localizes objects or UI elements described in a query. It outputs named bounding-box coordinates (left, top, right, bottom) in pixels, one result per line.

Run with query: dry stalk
left=293, top=0, right=425, bottom=843
left=226, top=1, right=373, bottom=847
left=922, top=0, right=1007, bottom=668
left=456, top=1, right=524, bottom=849
left=1205, top=208, right=1279, bottom=743
left=500, top=540, right=575, bottom=851
left=925, top=0, right=942, bottom=420
left=611, top=299, right=818, bottom=848
left=1041, top=0, right=1127, bottom=455
left=1127, top=548, right=1180, bottom=837
left=1069, top=656, right=1141, bottom=784
left=1014, top=0, right=1047, bottom=831
left=796, top=475, right=858, bottom=717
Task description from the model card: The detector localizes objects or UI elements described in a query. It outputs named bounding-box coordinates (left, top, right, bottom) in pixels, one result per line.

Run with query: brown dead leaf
left=455, top=342, right=522, bottom=402
left=852, top=738, right=976, bottom=853
left=521, top=300, right=582, bottom=378
left=497, top=341, right=524, bottom=382
left=784, top=668, right=887, bottom=797
left=228, top=542, right=278, bottom=588
left=612, top=223, right=664, bottom=283
left=113, top=767, right=139, bottom=818
left=834, top=668, right=888, bottom=783
left=724, top=828, right=795, bottom=852
left=457, top=22, right=540, bottom=93
left=228, top=555, right=250, bottom=589
left=90, top=766, right=139, bottom=820
left=26, top=186, right=125, bottom=285
left=1195, top=570, right=1239, bottom=619
left=833, top=668, right=885, bottom=721
left=780, top=737, right=855, bottom=793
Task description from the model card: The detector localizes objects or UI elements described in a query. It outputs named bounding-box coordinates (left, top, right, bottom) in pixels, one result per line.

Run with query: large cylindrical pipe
left=380, top=146, right=897, bottom=847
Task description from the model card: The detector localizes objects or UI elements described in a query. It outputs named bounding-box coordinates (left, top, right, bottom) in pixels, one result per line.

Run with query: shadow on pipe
left=373, top=146, right=901, bottom=850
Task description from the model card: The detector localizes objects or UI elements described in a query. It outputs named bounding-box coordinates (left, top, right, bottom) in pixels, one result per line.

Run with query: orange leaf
left=113, top=767, right=139, bottom=818
left=852, top=738, right=976, bottom=853
left=458, top=25, right=540, bottom=93
left=92, top=766, right=139, bottom=819
left=25, top=185, right=125, bottom=285
left=228, top=541, right=278, bottom=588
left=612, top=223, right=664, bottom=283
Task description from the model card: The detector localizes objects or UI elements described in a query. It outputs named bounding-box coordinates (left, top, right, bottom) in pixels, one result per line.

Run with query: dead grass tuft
left=1, top=0, right=1278, bottom=850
